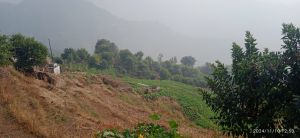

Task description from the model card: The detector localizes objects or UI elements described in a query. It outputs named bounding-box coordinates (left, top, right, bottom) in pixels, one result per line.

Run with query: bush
left=95, top=115, right=181, bottom=138
left=159, top=68, right=171, bottom=80
left=95, top=123, right=181, bottom=138
left=11, top=34, right=48, bottom=72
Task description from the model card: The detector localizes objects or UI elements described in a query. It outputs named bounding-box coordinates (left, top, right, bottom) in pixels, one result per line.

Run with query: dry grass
left=0, top=67, right=224, bottom=138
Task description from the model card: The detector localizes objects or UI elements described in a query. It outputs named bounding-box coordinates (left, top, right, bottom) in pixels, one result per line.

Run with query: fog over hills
left=0, top=0, right=232, bottom=65
left=89, top=0, right=300, bottom=63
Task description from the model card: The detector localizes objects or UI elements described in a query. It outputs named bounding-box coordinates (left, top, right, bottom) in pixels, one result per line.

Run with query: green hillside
left=122, top=77, right=216, bottom=129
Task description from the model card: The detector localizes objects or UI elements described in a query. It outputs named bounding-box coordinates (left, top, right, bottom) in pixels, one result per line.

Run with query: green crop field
left=122, top=77, right=217, bottom=129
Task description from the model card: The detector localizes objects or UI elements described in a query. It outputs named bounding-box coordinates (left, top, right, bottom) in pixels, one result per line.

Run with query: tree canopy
left=0, top=34, right=48, bottom=72
left=0, top=34, right=12, bottom=66
left=203, top=24, right=300, bottom=137
left=180, top=56, right=196, bottom=67
left=60, top=39, right=207, bottom=87
left=11, top=34, right=48, bottom=72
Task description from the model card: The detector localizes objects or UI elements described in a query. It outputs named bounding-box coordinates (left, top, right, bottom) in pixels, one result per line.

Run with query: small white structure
left=48, top=63, right=60, bottom=74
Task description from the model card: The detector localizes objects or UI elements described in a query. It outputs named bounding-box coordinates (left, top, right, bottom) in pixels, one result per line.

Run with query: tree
left=10, top=34, right=48, bottom=72
left=281, top=23, right=300, bottom=134
left=88, top=54, right=101, bottom=68
left=180, top=56, right=196, bottom=67
left=0, top=34, right=12, bottom=66
left=158, top=53, right=163, bottom=64
left=94, top=39, right=118, bottom=55
left=118, top=49, right=136, bottom=74
left=169, top=56, right=177, bottom=64
left=203, top=26, right=300, bottom=137
left=76, top=48, right=90, bottom=63
left=244, top=31, right=258, bottom=57
left=53, top=57, right=63, bottom=64
left=61, top=48, right=78, bottom=63
left=136, top=61, right=152, bottom=79
left=145, top=56, right=154, bottom=66
left=199, top=62, right=213, bottom=75
left=181, top=66, right=199, bottom=78
left=159, top=67, right=171, bottom=80
left=100, top=52, right=114, bottom=68
left=135, top=51, right=144, bottom=60
left=94, top=39, right=119, bottom=67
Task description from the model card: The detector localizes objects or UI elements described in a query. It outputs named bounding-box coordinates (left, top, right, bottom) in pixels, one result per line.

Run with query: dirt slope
left=0, top=67, right=220, bottom=138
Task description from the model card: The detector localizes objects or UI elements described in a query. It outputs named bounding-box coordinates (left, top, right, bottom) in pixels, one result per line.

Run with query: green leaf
left=149, top=114, right=161, bottom=121
left=168, top=120, right=178, bottom=129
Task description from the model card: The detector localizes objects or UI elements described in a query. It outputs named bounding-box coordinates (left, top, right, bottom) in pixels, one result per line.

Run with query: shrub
left=11, top=34, right=48, bottom=72
left=95, top=123, right=181, bottom=138
left=95, top=115, right=181, bottom=138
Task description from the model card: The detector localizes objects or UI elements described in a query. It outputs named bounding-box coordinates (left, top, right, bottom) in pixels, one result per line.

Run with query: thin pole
left=48, top=39, right=53, bottom=62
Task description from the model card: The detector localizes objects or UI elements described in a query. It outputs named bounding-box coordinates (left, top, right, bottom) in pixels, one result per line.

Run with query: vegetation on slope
left=0, top=67, right=220, bottom=138
left=95, top=121, right=182, bottom=138
left=0, top=32, right=218, bottom=137
left=57, top=39, right=208, bottom=87
left=122, top=77, right=216, bottom=129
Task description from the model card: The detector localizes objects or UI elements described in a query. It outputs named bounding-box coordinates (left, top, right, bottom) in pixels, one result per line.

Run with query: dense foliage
left=95, top=116, right=181, bottom=138
left=95, top=123, right=181, bottom=138
left=0, top=33, right=48, bottom=72
left=203, top=24, right=300, bottom=137
left=180, top=56, right=196, bottom=67
left=0, top=34, right=12, bottom=66
left=11, top=34, right=48, bottom=72
left=59, top=39, right=207, bottom=87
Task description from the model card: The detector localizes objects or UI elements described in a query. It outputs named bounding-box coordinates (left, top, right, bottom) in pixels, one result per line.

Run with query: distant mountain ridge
left=0, top=0, right=229, bottom=64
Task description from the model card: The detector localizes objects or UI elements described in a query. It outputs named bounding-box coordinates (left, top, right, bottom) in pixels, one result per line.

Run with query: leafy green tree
left=76, top=48, right=90, bottom=63
left=180, top=56, right=196, bottom=67
left=244, top=31, right=258, bottom=57
left=0, top=34, right=12, bottom=66
left=144, top=56, right=161, bottom=73
left=88, top=54, right=101, bottom=68
left=118, top=49, right=136, bottom=74
left=203, top=26, right=300, bottom=137
left=181, top=66, right=199, bottom=77
left=53, top=57, right=63, bottom=64
left=10, top=34, right=48, bottom=72
left=61, top=48, right=78, bottom=63
left=134, top=51, right=144, bottom=60
left=281, top=23, right=300, bottom=134
left=145, top=56, right=154, bottom=64
left=99, top=59, right=110, bottom=69
left=100, top=52, right=114, bottom=68
left=94, top=39, right=119, bottom=67
left=94, top=39, right=118, bottom=55
left=136, top=61, right=152, bottom=79
left=167, top=64, right=182, bottom=75
left=159, top=67, right=171, bottom=80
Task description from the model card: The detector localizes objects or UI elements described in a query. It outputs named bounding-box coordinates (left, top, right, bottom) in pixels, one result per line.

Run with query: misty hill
left=0, top=0, right=230, bottom=64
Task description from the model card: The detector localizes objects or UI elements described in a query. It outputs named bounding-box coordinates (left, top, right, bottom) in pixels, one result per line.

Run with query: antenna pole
left=48, top=39, right=54, bottom=62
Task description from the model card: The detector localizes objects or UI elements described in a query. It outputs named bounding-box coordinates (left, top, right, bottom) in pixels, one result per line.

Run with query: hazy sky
left=0, top=0, right=21, bottom=3
left=1, top=0, right=300, bottom=64
left=89, top=0, right=300, bottom=51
